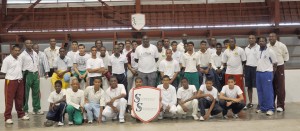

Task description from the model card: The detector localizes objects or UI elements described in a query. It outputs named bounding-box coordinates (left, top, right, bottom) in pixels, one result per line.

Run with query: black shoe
left=247, top=103, right=254, bottom=109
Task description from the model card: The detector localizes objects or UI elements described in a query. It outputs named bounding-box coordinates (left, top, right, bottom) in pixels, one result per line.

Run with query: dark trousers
left=199, top=67, right=215, bottom=86
left=49, top=68, right=55, bottom=77
left=113, top=73, right=128, bottom=99
left=198, top=98, right=222, bottom=116
left=4, top=79, right=25, bottom=121
left=219, top=100, right=245, bottom=116
left=212, top=68, right=226, bottom=92
left=46, top=102, right=67, bottom=122
left=273, top=65, right=286, bottom=110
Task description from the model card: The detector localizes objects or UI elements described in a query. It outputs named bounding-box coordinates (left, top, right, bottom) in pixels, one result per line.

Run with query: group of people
left=1, top=32, right=289, bottom=126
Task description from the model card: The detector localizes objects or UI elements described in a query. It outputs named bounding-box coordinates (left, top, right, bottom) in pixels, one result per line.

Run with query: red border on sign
left=132, top=86, right=161, bottom=123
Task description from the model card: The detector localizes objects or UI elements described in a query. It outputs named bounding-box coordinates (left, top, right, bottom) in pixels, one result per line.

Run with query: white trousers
left=176, top=99, right=198, bottom=116
left=102, top=98, right=127, bottom=119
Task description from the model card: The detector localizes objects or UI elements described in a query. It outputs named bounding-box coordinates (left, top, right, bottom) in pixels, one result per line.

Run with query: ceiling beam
left=98, top=0, right=129, bottom=25
left=4, top=0, right=41, bottom=32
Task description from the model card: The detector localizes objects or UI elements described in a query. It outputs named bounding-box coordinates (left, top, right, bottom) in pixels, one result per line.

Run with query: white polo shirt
left=1, top=55, right=23, bottom=80
left=105, top=84, right=126, bottom=103
left=177, top=85, right=197, bottom=101
left=180, top=52, right=200, bottom=72
left=159, top=59, right=180, bottom=79
left=66, top=88, right=85, bottom=109
left=172, top=50, right=182, bottom=62
left=177, top=42, right=185, bottom=53
left=108, top=54, right=128, bottom=74
left=86, top=57, right=105, bottom=77
left=256, top=47, right=277, bottom=72
left=210, top=52, right=224, bottom=70
left=48, top=89, right=66, bottom=106
left=44, top=46, right=60, bottom=68
left=157, top=84, right=177, bottom=106
left=221, top=85, right=243, bottom=99
left=267, top=41, right=289, bottom=66
left=74, top=53, right=91, bottom=71
left=84, top=86, right=106, bottom=106
left=128, top=51, right=138, bottom=70
left=20, top=50, right=39, bottom=72
left=199, top=85, right=218, bottom=101
left=207, top=48, right=216, bottom=55
left=100, top=55, right=110, bottom=69
left=135, top=44, right=159, bottom=73
left=222, top=47, right=246, bottom=74
left=157, top=51, right=167, bottom=68
left=53, top=56, right=73, bottom=71
left=198, top=49, right=211, bottom=67
left=245, top=44, right=260, bottom=67
left=67, top=50, right=79, bottom=64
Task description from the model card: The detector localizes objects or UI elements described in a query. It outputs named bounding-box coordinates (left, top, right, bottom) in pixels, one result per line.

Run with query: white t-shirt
left=84, top=86, right=106, bottom=106
left=53, top=56, right=73, bottom=71
left=66, top=88, right=85, bottom=109
left=177, top=85, right=197, bottom=101
left=159, top=59, right=180, bottom=79
left=44, top=46, right=60, bottom=68
left=67, top=51, right=79, bottom=64
left=267, top=40, right=289, bottom=66
left=1, top=55, right=23, bottom=80
left=108, top=54, right=128, bottom=74
left=157, top=84, right=177, bottom=106
left=73, top=53, right=91, bottom=71
left=245, top=44, right=260, bottom=67
left=180, top=52, right=200, bottom=72
left=48, top=89, right=66, bottom=106
left=105, top=84, right=127, bottom=103
left=199, top=85, right=218, bottom=101
left=256, top=47, right=277, bottom=72
left=198, top=50, right=211, bottom=67
left=86, top=57, right=105, bottom=77
left=172, top=50, right=182, bottom=62
left=100, top=55, right=110, bottom=69
left=135, top=44, right=159, bottom=73
left=222, top=47, right=246, bottom=74
left=210, top=52, right=224, bottom=70
left=221, top=85, right=243, bottom=99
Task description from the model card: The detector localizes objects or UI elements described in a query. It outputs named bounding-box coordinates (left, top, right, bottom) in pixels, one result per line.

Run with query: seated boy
left=127, top=77, right=143, bottom=118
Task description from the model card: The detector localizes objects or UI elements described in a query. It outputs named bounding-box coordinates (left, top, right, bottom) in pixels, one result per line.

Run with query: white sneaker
left=88, top=120, right=93, bottom=124
left=5, top=119, right=13, bottom=124
left=68, top=121, right=73, bottom=125
left=266, top=110, right=274, bottom=116
left=233, top=114, right=239, bottom=118
left=256, top=110, right=262, bottom=113
left=181, top=114, right=186, bottom=119
left=119, top=118, right=125, bottom=123
left=21, top=115, right=30, bottom=120
left=32, top=110, right=44, bottom=115
left=192, top=115, right=199, bottom=120
left=25, top=112, right=29, bottom=116
left=58, top=122, right=64, bottom=126
left=158, top=115, right=163, bottom=120
left=276, top=107, right=284, bottom=112
left=112, top=116, right=118, bottom=120
left=101, top=116, right=106, bottom=122
left=243, top=106, right=247, bottom=110
left=199, top=116, right=204, bottom=121
left=223, top=115, right=228, bottom=119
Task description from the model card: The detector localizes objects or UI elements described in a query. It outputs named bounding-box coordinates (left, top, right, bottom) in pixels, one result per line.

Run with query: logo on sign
left=132, top=86, right=161, bottom=123
left=131, top=13, right=146, bottom=31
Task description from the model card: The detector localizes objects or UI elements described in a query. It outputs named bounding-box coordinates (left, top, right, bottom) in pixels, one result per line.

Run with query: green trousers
left=23, top=71, right=41, bottom=112
left=184, top=72, right=200, bottom=90
left=66, top=105, right=83, bottom=125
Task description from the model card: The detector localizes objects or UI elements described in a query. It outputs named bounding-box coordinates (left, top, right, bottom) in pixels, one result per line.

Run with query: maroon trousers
left=4, top=79, right=25, bottom=121
left=273, top=65, right=286, bottom=110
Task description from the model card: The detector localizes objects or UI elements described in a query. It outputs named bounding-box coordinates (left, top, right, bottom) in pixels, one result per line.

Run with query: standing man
left=177, top=33, right=188, bottom=53
left=222, top=37, right=246, bottom=103
left=180, top=41, right=200, bottom=90
left=99, top=46, right=110, bottom=91
left=134, top=35, right=159, bottom=87
left=256, top=37, right=277, bottom=115
left=108, top=44, right=128, bottom=98
left=86, top=46, right=105, bottom=86
left=244, top=35, right=260, bottom=109
left=44, top=38, right=60, bottom=77
left=20, top=40, right=43, bottom=115
left=33, top=43, right=50, bottom=78
left=1, top=45, right=30, bottom=124
left=66, top=41, right=79, bottom=76
left=267, top=32, right=289, bottom=112
left=171, top=41, right=182, bottom=62
left=210, top=43, right=225, bottom=92
left=126, top=40, right=139, bottom=89
left=207, top=37, right=217, bottom=54
left=162, top=38, right=171, bottom=52
left=95, top=40, right=109, bottom=57
left=73, top=44, right=91, bottom=88
left=123, top=40, right=132, bottom=56
left=198, top=40, right=214, bottom=85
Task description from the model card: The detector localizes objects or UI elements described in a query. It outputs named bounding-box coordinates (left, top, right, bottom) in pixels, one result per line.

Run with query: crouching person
left=176, top=78, right=199, bottom=120
left=84, top=77, right=106, bottom=124
left=127, top=77, right=143, bottom=119
left=45, top=80, right=67, bottom=126
left=157, top=75, right=177, bottom=119
left=197, top=78, right=222, bottom=121
left=66, top=79, right=85, bottom=125
left=102, top=76, right=127, bottom=123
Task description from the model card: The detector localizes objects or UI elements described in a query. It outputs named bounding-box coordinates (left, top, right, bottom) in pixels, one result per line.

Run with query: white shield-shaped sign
left=131, top=13, right=145, bottom=31
left=132, top=86, right=161, bottom=123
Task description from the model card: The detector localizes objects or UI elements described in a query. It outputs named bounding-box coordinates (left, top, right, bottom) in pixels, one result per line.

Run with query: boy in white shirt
left=176, top=78, right=199, bottom=120
left=73, top=44, right=91, bottom=88
left=219, top=76, right=245, bottom=119
left=197, top=78, right=222, bottom=121
left=66, top=41, right=79, bottom=75
left=127, top=77, right=143, bottom=119
left=102, top=76, right=127, bottom=123
left=210, top=43, right=225, bottom=92
left=45, top=80, right=66, bottom=126
left=86, top=46, right=105, bottom=86
left=84, top=77, right=106, bottom=123
left=157, top=75, right=177, bottom=119
left=66, top=79, right=85, bottom=125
